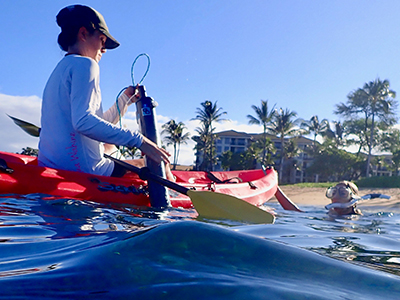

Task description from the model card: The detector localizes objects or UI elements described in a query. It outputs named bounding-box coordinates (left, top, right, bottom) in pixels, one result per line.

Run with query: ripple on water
left=0, top=194, right=399, bottom=299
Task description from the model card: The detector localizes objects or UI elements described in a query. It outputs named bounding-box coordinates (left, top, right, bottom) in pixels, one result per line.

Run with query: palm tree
left=192, top=123, right=216, bottom=171
left=249, top=137, right=276, bottom=166
left=335, top=78, right=398, bottom=176
left=268, top=108, right=299, bottom=182
left=193, top=100, right=228, bottom=128
left=283, top=139, right=301, bottom=180
left=247, top=100, right=276, bottom=165
left=192, top=100, right=227, bottom=171
left=118, top=146, right=140, bottom=159
left=324, top=120, right=345, bottom=148
left=343, top=119, right=369, bottom=156
left=299, top=115, right=330, bottom=148
left=161, top=120, right=190, bottom=169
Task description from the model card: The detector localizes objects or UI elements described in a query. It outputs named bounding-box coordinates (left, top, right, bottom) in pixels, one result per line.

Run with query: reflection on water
left=0, top=194, right=400, bottom=299
left=242, top=202, right=400, bottom=278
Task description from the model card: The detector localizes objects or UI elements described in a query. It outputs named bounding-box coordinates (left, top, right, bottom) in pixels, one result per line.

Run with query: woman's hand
left=139, top=136, right=171, bottom=165
left=124, top=85, right=140, bottom=104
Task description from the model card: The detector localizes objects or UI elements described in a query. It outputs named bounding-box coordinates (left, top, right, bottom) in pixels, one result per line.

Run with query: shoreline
left=268, top=186, right=400, bottom=207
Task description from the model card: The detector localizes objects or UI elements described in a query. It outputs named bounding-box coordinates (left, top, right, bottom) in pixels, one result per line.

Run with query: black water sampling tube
left=135, top=85, right=171, bottom=208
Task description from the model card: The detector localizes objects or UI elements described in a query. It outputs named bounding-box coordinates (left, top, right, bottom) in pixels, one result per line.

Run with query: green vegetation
left=283, top=179, right=400, bottom=189
left=356, top=176, right=400, bottom=188
left=305, top=140, right=364, bottom=181
left=335, top=78, right=397, bottom=177
left=281, top=182, right=334, bottom=188
left=20, top=147, right=38, bottom=156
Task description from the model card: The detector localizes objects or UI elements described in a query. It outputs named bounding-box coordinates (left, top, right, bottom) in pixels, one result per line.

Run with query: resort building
left=370, top=154, right=396, bottom=177
left=213, top=130, right=315, bottom=183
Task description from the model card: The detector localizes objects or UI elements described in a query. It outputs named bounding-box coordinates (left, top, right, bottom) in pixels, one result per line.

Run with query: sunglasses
left=325, top=186, right=352, bottom=199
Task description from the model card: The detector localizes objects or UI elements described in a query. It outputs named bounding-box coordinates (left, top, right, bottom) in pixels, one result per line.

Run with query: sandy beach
left=268, top=186, right=400, bottom=208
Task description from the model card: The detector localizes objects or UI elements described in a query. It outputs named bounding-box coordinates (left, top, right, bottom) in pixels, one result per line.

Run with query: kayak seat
left=207, top=172, right=243, bottom=184
left=0, top=158, right=13, bottom=174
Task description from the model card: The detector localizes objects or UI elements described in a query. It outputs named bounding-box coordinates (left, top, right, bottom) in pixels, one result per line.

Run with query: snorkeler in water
left=325, top=181, right=362, bottom=215
left=276, top=181, right=390, bottom=215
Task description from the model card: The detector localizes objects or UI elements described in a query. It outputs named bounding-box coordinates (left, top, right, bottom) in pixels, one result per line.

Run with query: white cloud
left=214, top=120, right=263, bottom=134
left=0, top=94, right=41, bottom=153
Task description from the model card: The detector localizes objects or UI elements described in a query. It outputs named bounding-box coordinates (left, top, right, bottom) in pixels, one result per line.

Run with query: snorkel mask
left=325, top=183, right=357, bottom=211
left=325, top=185, right=352, bottom=200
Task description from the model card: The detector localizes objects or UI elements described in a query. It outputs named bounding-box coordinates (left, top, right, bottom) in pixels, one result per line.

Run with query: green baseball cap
left=56, top=5, right=120, bottom=49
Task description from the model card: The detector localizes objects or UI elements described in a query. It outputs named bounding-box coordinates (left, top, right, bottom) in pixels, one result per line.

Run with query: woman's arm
left=103, top=86, right=138, bottom=124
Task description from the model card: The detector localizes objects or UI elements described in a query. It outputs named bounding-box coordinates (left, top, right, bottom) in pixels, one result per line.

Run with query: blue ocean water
left=0, top=193, right=400, bottom=299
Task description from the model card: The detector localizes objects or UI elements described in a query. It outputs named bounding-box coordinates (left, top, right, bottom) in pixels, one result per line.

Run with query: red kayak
left=0, top=151, right=278, bottom=209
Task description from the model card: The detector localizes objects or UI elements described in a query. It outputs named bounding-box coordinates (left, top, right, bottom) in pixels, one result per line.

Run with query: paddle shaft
left=105, top=154, right=189, bottom=195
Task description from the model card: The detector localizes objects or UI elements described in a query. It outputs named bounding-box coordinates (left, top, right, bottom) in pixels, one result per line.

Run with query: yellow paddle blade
left=188, top=190, right=275, bottom=224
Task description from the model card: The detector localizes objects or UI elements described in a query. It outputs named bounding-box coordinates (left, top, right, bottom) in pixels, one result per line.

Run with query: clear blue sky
left=1, top=0, right=400, bottom=164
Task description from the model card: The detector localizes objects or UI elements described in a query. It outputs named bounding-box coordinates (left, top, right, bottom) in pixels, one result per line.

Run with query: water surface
left=0, top=194, right=399, bottom=299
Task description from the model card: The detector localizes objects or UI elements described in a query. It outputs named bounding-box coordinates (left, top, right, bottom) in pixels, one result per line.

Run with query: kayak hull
left=0, top=151, right=278, bottom=209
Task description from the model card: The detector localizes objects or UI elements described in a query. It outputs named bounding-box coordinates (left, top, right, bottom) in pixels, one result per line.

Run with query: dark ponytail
left=57, top=27, right=78, bottom=51
left=56, top=6, right=96, bottom=52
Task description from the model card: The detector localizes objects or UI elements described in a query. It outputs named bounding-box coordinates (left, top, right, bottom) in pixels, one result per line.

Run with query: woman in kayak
left=38, top=5, right=174, bottom=180
left=325, top=181, right=362, bottom=215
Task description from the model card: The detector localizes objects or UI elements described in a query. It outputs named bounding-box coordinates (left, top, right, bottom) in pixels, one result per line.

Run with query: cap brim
left=99, top=28, right=120, bottom=49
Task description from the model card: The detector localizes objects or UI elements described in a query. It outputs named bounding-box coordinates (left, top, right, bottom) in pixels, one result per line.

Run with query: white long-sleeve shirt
left=38, top=54, right=143, bottom=176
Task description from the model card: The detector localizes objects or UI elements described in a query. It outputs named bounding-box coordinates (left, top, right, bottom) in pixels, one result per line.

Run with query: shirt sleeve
left=103, top=93, right=133, bottom=124
left=69, top=57, right=143, bottom=148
